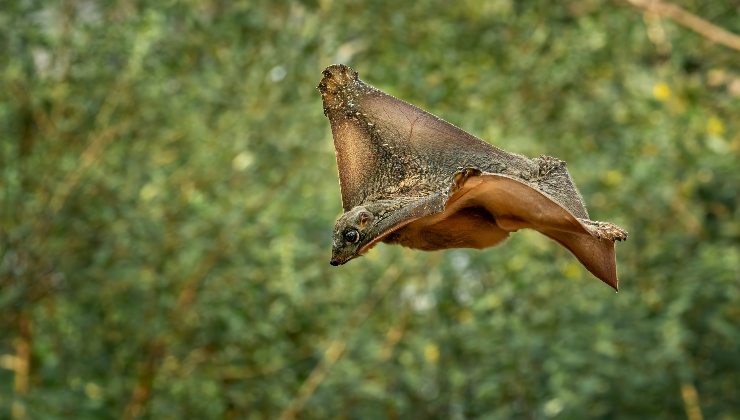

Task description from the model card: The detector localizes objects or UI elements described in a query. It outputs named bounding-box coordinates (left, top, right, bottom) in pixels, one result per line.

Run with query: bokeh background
left=1, top=1, right=738, bottom=418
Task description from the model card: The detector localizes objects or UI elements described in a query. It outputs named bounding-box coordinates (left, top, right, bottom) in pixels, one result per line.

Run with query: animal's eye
left=344, top=229, right=359, bottom=244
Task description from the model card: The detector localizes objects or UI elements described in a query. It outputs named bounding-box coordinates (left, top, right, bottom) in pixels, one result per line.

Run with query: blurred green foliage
left=1, top=0, right=739, bottom=418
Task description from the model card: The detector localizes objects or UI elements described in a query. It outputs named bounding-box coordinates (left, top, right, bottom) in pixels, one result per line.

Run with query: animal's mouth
left=329, top=252, right=350, bottom=266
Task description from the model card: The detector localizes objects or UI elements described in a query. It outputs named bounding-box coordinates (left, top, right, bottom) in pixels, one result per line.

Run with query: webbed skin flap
left=319, top=64, right=626, bottom=290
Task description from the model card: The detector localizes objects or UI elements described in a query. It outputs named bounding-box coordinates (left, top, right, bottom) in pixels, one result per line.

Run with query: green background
left=1, top=1, right=738, bottom=418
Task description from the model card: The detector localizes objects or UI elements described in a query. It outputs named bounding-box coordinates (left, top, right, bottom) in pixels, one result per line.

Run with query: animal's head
left=329, top=206, right=378, bottom=266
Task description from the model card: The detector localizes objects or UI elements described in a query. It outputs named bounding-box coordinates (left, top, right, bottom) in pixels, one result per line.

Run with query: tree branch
left=625, top=0, right=740, bottom=52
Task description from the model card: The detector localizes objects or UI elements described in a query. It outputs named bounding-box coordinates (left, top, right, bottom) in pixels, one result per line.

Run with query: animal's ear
left=357, top=210, right=372, bottom=228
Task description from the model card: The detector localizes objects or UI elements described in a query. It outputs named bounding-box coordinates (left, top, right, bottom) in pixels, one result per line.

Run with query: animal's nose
left=329, top=259, right=339, bottom=266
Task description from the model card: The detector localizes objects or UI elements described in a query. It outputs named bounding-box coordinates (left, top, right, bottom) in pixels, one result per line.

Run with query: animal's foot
left=579, top=218, right=628, bottom=241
